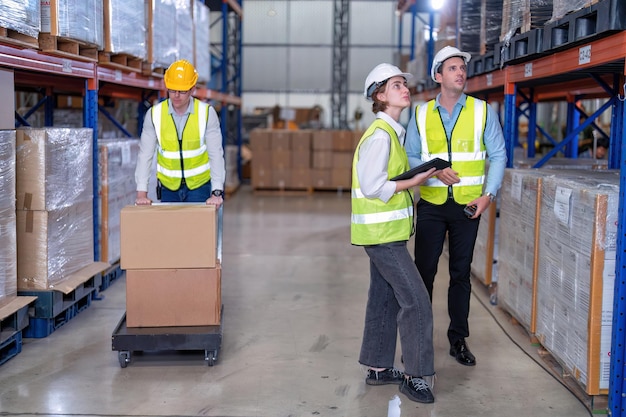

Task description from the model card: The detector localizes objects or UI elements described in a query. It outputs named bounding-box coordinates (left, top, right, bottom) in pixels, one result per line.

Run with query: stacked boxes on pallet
left=102, top=0, right=147, bottom=62
left=0, top=0, right=40, bottom=41
left=250, top=129, right=359, bottom=191
left=39, top=0, right=104, bottom=59
left=496, top=168, right=620, bottom=395
left=15, top=128, right=97, bottom=291
left=535, top=171, right=619, bottom=395
left=120, top=205, right=221, bottom=328
left=0, top=131, right=17, bottom=302
left=97, top=138, right=140, bottom=265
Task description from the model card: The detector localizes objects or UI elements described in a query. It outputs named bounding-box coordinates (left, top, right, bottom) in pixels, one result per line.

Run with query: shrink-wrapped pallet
left=15, top=128, right=95, bottom=290
left=0, top=0, right=40, bottom=39
left=0, top=131, right=17, bottom=301
left=103, top=0, right=146, bottom=59
left=98, top=139, right=139, bottom=265
left=535, top=171, right=619, bottom=395
left=40, top=0, right=104, bottom=49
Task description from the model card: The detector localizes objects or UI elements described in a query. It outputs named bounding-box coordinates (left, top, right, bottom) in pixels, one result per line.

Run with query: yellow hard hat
left=164, top=59, right=198, bottom=91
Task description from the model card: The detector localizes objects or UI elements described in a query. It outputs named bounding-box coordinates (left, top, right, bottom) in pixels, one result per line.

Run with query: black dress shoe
left=450, top=339, right=476, bottom=366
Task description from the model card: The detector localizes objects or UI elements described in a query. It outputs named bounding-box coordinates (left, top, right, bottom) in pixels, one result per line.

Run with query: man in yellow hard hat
left=134, top=59, right=225, bottom=208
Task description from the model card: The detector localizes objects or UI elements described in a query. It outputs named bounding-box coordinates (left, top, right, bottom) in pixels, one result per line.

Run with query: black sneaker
left=400, top=376, right=435, bottom=403
left=365, top=368, right=404, bottom=385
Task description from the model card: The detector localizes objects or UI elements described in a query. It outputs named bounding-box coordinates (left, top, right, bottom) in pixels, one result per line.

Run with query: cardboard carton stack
left=120, top=205, right=221, bottom=328
left=15, top=128, right=98, bottom=291
left=0, top=131, right=17, bottom=302
left=250, top=129, right=359, bottom=191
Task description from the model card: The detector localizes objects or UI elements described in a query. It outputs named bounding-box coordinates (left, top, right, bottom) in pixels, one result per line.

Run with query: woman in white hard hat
left=351, top=63, right=438, bottom=404
left=134, top=59, right=226, bottom=208
left=405, top=46, right=507, bottom=367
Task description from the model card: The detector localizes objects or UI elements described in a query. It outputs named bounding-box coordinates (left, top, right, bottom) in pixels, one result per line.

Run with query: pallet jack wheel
left=118, top=351, right=131, bottom=368
left=205, top=350, right=217, bottom=366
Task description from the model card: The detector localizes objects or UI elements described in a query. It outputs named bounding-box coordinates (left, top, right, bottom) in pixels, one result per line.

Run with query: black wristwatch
left=212, top=189, right=224, bottom=197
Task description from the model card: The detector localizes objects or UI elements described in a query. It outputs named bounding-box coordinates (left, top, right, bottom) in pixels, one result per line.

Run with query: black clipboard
left=390, top=158, right=451, bottom=181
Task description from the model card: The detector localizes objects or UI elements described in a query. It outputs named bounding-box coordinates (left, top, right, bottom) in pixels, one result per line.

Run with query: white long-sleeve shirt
left=135, top=98, right=226, bottom=193
left=356, top=111, right=405, bottom=204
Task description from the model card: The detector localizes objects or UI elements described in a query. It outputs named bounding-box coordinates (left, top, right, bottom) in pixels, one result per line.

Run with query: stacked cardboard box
left=120, top=205, right=221, bottom=327
left=250, top=129, right=359, bottom=191
left=15, top=128, right=99, bottom=291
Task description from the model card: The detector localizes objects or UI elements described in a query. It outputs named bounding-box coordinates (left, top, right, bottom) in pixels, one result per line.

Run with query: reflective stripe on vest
left=351, top=120, right=414, bottom=246
left=153, top=99, right=211, bottom=190
left=415, top=96, right=487, bottom=204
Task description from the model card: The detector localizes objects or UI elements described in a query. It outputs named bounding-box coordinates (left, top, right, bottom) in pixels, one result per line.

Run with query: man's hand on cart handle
left=135, top=191, right=152, bottom=206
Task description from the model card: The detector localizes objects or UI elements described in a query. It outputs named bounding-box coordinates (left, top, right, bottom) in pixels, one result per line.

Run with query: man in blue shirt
left=405, top=46, right=507, bottom=367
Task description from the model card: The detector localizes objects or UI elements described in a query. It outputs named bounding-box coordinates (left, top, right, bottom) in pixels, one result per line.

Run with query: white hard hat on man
left=430, top=46, right=471, bottom=82
left=364, top=63, right=412, bottom=101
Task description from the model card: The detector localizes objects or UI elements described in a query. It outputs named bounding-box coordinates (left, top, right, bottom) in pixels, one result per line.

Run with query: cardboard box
left=333, top=130, right=354, bottom=152
left=249, top=129, right=271, bottom=152
left=312, top=130, right=333, bottom=151
left=120, top=205, right=217, bottom=270
left=125, top=266, right=221, bottom=327
left=270, top=130, right=291, bottom=150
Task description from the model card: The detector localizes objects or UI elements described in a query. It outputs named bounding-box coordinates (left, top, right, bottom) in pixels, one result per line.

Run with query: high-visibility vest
left=415, top=96, right=487, bottom=204
left=153, top=99, right=211, bottom=190
left=351, top=120, right=414, bottom=246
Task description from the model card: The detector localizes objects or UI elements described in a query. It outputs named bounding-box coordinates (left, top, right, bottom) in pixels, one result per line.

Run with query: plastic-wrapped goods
left=552, top=0, right=594, bottom=21
left=104, top=0, right=147, bottom=60
left=17, top=200, right=94, bottom=290
left=0, top=131, right=17, bottom=301
left=484, top=0, right=503, bottom=51
left=194, top=0, right=211, bottom=83
left=176, top=0, right=193, bottom=64
left=531, top=0, right=554, bottom=29
left=535, top=170, right=619, bottom=395
left=15, top=128, right=93, bottom=211
left=459, top=0, right=481, bottom=56
left=41, top=0, right=104, bottom=48
left=98, top=138, right=139, bottom=264
left=0, top=0, right=40, bottom=39
left=151, top=0, right=178, bottom=69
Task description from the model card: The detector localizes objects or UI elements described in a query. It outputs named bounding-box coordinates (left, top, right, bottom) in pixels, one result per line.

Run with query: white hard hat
left=430, top=46, right=471, bottom=82
left=364, top=63, right=412, bottom=101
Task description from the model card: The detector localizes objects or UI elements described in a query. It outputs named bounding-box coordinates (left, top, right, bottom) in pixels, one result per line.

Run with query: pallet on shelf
left=38, top=33, right=98, bottom=63
left=0, top=27, right=38, bottom=49
left=97, top=51, right=145, bottom=73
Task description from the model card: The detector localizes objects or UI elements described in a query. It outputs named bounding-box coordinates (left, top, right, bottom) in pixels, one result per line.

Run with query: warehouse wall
left=238, top=0, right=425, bottom=130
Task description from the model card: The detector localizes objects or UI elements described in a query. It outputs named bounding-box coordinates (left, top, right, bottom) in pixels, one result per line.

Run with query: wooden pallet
left=0, top=27, right=38, bottom=49
left=98, top=51, right=145, bottom=73
left=38, top=33, right=98, bottom=62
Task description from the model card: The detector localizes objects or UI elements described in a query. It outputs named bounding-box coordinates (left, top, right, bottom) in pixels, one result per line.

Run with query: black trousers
left=414, top=198, right=481, bottom=346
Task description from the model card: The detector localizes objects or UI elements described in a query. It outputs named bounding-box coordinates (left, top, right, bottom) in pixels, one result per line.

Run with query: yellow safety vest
left=414, top=96, right=487, bottom=204
left=351, top=120, right=414, bottom=246
left=153, top=99, right=211, bottom=190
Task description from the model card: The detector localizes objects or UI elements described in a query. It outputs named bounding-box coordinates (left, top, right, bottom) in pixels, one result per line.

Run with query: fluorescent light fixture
left=431, top=0, right=444, bottom=10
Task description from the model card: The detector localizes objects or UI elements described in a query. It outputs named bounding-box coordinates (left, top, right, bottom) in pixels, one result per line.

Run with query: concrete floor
left=0, top=185, right=592, bottom=417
